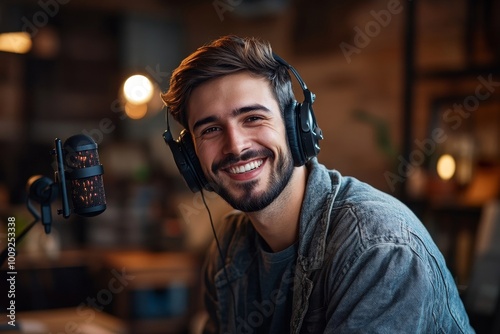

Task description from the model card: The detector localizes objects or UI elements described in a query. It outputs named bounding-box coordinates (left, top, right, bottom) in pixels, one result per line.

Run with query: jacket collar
left=296, top=158, right=341, bottom=272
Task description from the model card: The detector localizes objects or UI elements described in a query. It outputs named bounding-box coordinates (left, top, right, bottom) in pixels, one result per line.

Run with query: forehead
left=186, top=71, right=278, bottom=129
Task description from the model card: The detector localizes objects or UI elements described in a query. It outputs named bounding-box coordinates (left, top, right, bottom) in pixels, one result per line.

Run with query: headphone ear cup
left=284, top=100, right=306, bottom=166
left=284, top=100, right=323, bottom=167
left=178, top=130, right=212, bottom=191
left=274, top=52, right=322, bottom=165
left=163, top=129, right=211, bottom=192
left=297, top=101, right=322, bottom=163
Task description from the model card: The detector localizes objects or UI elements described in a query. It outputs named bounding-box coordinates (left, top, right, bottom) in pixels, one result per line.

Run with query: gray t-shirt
left=240, top=235, right=297, bottom=333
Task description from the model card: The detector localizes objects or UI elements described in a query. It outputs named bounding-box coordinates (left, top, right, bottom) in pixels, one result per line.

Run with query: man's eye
left=201, top=127, right=219, bottom=136
left=245, top=116, right=263, bottom=123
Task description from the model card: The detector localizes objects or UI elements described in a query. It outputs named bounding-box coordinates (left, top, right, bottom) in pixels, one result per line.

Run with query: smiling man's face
left=187, top=71, right=294, bottom=212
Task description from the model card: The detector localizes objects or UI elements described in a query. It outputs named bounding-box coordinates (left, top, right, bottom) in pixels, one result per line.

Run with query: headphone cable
left=200, top=188, right=238, bottom=330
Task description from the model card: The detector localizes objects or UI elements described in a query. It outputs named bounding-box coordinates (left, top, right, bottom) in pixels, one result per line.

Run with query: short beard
left=213, top=149, right=294, bottom=212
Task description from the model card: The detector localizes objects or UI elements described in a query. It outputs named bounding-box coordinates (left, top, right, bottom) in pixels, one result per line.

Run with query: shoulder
left=333, top=176, right=426, bottom=243
left=321, top=175, right=449, bottom=287
left=322, top=174, right=442, bottom=276
left=305, top=161, right=429, bottom=253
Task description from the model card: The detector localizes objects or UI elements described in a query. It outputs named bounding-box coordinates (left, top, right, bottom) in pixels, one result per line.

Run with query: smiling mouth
left=226, top=159, right=264, bottom=174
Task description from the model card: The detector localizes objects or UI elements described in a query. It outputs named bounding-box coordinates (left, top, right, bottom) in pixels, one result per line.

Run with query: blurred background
left=0, top=0, right=500, bottom=333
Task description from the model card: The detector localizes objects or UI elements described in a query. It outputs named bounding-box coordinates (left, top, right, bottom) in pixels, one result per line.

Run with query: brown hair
left=161, top=35, right=294, bottom=129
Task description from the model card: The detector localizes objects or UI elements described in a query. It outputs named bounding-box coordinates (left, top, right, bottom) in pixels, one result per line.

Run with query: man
left=162, top=35, right=474, bottom=333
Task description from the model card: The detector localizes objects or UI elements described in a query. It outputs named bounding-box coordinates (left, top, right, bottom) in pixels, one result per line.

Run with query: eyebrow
left=192, top=104, right=271, bottom=132
left=192, top=115, right=219, bottom=132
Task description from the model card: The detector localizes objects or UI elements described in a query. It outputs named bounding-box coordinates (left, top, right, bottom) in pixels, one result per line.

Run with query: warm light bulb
left=0, top=32, right=32, bottom=54
left=437, top=154, right=456, bottom=180
left=123, top=75, right=154, bottom=104
left=125, top=102, right=148, bottom=120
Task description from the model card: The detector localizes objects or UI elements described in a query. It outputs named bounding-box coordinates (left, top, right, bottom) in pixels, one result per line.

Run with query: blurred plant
left=351, top=108, right=397, bottom=160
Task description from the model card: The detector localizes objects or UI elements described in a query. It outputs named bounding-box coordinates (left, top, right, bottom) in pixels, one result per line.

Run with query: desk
left=0, top=250, right=201, bottom=334
left=3, top=307, right=127, bottom=334
left=99, top=251, right=201, bottom=334
left=0, top=248, right=167, bottom=313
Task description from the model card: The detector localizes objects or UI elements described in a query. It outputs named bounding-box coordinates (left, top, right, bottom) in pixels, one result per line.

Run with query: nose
left=221, top=125, right=250, bottom=156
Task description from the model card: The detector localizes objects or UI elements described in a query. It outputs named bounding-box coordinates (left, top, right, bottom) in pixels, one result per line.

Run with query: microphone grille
left=67, top=148, right=101, bottom=168
left=71, top=175, right=106, bottom=215
left=64, top=135, right=106, bottom=217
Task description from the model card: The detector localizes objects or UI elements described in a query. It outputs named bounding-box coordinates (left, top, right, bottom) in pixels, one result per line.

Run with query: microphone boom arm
left=55, top=138, right=71, bottom=218
left=1, top=177, right=56, bottom=267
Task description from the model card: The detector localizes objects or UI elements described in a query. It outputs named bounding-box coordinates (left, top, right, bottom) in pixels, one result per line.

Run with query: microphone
left=55, top=134, right=106, bottom=218
left=0, top=134, right=106, bottom=266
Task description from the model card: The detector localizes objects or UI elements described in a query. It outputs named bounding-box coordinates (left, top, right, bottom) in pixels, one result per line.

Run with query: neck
left=247, top=165, right=308, bottom=252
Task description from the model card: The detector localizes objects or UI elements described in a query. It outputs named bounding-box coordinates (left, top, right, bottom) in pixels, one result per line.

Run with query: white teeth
left=228, top=160, right=263, bottom=174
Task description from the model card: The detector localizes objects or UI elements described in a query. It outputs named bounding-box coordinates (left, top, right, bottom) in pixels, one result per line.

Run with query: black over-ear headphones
left=163, top=53, right=323, bottom=193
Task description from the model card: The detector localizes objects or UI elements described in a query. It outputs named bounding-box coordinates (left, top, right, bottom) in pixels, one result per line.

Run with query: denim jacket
left=203, top=158, right=475, bottom=333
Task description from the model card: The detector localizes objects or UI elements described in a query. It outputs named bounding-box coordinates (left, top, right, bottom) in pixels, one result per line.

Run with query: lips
left=212, top=149, right=273, bottom=176
left=227, top=159, right=264, bottom=174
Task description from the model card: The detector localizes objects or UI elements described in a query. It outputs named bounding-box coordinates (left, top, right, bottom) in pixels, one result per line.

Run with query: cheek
left=195, top=144, right=216, bottom=172
left=259, top=125, right=288, bottom=150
